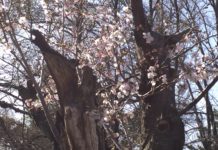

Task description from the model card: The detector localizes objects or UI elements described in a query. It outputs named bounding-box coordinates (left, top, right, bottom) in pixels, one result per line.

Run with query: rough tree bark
left=131, top=1, right=190, bottom=150
left=31, top=30, right=105, bottom=150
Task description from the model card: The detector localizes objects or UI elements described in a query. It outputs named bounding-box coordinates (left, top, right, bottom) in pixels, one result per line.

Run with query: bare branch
left=179, top=76, right=218, bottom=116
left=7, top=29, right=61, bottom=147
left=0, top=101, right=29, bottom=115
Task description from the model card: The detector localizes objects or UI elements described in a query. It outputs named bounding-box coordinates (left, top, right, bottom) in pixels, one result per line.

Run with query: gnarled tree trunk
left=131, top=0, right=190, bottom=150
left=31, top=30, right=105, bottom=150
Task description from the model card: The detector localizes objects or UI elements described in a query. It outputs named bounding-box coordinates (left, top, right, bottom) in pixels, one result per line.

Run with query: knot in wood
left=157, top=119, right=170, bottom=132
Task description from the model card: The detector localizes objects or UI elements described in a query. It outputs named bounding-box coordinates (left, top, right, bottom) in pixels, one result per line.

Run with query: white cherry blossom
left=143, top=32, right=154, bottom=44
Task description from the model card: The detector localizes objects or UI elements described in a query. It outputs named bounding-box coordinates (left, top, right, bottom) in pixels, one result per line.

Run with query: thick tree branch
left=174, top=0, right=180, bottom=31
left=0, top=81, right=37, bottom=101
left=31, top=30, right=82, bottom=149
left=131, top=0, right=192, bottom=59
left=165, top=28, right=191, bottom=45
left=31, top=29, right=102, bottom=150
left=131, top=0, right=150, bottom=52
left=31, top=30, right=78, bottom=106
left=131, top=0, right=151, bottom=32
left=0, top=101, right=29, bottom=115
left=0, top=82, right=18, bottom=89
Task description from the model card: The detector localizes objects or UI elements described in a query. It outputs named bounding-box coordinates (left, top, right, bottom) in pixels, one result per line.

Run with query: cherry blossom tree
left=0, top=0, right=218, bottom=150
